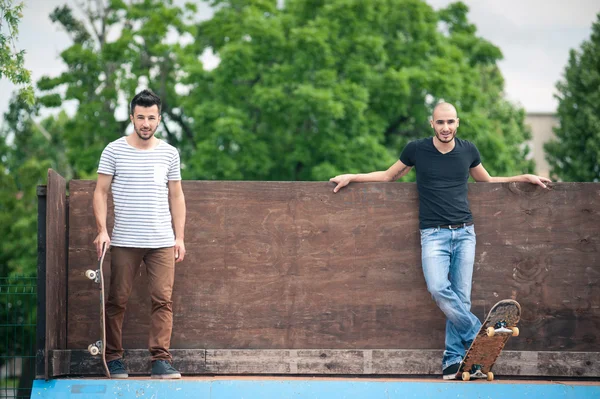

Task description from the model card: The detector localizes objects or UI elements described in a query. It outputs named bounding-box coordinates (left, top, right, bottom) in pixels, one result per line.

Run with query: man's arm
left=469, top=164, right=551, bottom=188
left=330, top=160, right=413, bottom=193
left=93, top=173, right=113, bottom=259
left=168, top=180, right=186, bottom=263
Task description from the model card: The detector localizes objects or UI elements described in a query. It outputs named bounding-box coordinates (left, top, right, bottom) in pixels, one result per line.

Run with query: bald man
left=330, top=102, right=550, bottom=379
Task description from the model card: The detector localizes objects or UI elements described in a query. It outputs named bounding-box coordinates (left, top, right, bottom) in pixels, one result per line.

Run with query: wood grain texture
left=36, top=185, right=47, bottom=379
left=45, top=170, right=67, bottom=379
left=49, top=349, right=600, bottom=378
left=65, top=181, right=600, bottom=357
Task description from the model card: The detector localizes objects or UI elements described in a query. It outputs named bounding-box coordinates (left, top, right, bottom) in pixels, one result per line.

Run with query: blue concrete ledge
left=31, top=377, right=600, bottom=399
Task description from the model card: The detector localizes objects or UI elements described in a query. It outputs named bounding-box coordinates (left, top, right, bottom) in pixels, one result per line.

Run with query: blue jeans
left=420, top=224, right=482, bottom=370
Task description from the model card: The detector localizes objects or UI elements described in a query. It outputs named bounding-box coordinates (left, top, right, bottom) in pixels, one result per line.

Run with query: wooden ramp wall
left=47, top=179, right=600, bottom=377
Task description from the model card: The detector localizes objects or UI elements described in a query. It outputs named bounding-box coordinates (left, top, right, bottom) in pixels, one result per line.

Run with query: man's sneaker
left=107, top=359, right=128, bottom=379
left=151, top=360, right=181, bottom=379
left=442, top=363, right=460, bottom=380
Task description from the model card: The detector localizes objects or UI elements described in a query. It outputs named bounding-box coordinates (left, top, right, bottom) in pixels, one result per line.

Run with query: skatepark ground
left=31, top=375, right=600, bottom=398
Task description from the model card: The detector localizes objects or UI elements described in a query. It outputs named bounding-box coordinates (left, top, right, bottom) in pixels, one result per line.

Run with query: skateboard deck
left=85, top=243, right=110, bottom=378
left=457, top=299, right=521, bottom=381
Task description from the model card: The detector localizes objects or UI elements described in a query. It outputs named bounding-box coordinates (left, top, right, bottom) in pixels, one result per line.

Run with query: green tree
left=0, top=0, right=34, bottom=104
left=0, top=97, right=55, bottom=388
left=0, top=98, right=70, bottom=278
left=32, top=0, right=534, bottom=182
left=36, top=0, right=197, bottom=177
left=182, top=0, right=533, bottom=181
left=0, top=2, right=40, bottom=384
left=545, top=13, right=600, bottom=182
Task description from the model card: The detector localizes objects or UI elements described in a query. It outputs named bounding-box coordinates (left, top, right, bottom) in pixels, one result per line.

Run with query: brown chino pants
left=105, top=246, right=175, bottom=362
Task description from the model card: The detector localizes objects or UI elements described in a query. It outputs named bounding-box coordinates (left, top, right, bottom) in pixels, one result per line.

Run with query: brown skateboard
left=457, top=299, right=521, bottom=381
left=85, top=243, right=110, bottom=378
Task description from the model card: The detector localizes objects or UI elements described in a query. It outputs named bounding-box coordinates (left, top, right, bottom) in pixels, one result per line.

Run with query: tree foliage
left=36, top=0, right=197, bottom=176
left=28, top=0, right=535, bottom=182
left=545, top=13, right=600, bottom=182
left=0, top=0, right=34, bottom=104
left=183, top=0, right=533, bottom=181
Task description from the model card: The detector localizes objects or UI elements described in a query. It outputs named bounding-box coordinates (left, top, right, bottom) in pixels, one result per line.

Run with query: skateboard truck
left=462, top=364, right=494, bottom=381
left=88, top=340, right=103, bottom=356
left=85, top=269, right=100, bottom=283
left=486, top=320, right=519, bottom=337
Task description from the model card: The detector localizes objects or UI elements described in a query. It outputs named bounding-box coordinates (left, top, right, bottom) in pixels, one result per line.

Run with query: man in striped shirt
left=93, top=89, right=186, bottom=379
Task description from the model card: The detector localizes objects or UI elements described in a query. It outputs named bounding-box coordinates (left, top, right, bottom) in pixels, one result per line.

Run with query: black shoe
left=151, top=360, right=181, bottom=379
left=442, top=363, right=460, bottom=380
left=107, top=359, right=128, bottom=379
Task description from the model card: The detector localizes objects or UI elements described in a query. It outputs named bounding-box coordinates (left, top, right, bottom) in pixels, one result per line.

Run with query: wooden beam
left=45, top=170, right=68, bottom=379
left=36, top=185, right=47, bottom=379
left=51, top=349, right=207, bottom=377
left=50, top=349, right=600, bottom=378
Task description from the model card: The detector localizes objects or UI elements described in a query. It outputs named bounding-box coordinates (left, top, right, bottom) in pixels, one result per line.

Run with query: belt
left=438, top=222, right=474, bottom=230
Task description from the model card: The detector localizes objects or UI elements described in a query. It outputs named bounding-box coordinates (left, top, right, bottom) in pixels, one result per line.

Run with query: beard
left=134, top=125, right=157, bottom=141
left=435, top=130, right=456, bottom=143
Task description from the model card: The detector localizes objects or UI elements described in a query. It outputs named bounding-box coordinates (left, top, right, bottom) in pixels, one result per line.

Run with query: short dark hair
left=130, top=89, right=162, bottom=115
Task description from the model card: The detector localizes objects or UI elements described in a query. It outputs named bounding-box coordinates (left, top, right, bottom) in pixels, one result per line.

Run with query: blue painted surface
left=31, top=378, right=600, bottom=399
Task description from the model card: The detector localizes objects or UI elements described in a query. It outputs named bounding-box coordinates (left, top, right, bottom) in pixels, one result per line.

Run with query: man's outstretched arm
left=330, top=160, right=413, bottom=193
left=469, top=164, right=551, bottom=188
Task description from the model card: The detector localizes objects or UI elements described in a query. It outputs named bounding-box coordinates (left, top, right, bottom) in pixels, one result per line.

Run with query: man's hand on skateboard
left=94, top=231, right=111, bottom=259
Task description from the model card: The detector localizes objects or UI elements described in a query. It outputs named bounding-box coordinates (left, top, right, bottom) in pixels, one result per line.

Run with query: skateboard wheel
left=85, top=270, right=97, bottom=280
left=487, top=372, right=494, bottom=381
left=486, top=326, right=495, bottom=337
left=88, top=344, right=99, bottom=356
left=462, top=371, right=471, bottom=381
left=511, top=327, right=519, bottom=337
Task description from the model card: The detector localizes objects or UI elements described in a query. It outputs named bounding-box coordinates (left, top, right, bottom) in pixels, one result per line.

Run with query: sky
left=1, top=0, right=599, bottom=120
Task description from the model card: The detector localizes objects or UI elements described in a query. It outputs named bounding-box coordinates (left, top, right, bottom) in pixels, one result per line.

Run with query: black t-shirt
left=400, top=137, right=481, bottom=229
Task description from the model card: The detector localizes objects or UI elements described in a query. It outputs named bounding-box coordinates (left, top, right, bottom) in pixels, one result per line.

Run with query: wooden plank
left=36, top=185, right=47, bottom=379
left=50, top=349, right=207, bottom=377
left=469, top=183, right=600, bottom=352
left=45, top=170, right=67, bottom=379
left=207, top=349, right=367, bottom=374
left=50, top=349, right=600, bottom=378
left=49, top=350, right=71, bottom=377
left=67, top=180, right=430, bottom=350
left=65, top=181, right=600, bottom=354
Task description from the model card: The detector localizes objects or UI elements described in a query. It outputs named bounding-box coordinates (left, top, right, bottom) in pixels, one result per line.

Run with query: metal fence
left=0, top=277, right=36, bottom=399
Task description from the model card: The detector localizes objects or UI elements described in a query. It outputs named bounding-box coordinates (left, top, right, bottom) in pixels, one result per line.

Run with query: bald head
left=432, top=102, right=458, bottom=120
left=430, top=102, right=459, bottom=144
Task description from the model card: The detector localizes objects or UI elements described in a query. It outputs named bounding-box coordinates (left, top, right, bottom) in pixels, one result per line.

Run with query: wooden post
left=44, top=170, right=68, bottom=380
left=36, top=185, right=47, bottom=379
